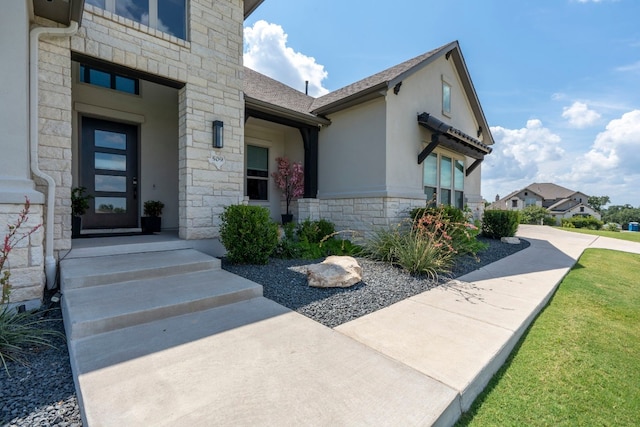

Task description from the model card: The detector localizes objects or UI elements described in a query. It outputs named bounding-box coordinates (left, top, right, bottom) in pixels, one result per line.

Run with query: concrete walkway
left=68, top=226, right=640, bottom=426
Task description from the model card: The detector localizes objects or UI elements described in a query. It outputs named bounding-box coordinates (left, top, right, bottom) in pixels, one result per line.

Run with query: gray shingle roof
left=525, top=183, right=576, bottom=200
left=243, top=67, right=316, bottom=117
left=310, top=43, right=452, bottom=113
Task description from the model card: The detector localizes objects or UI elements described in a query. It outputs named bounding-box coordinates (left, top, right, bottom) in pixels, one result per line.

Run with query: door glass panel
left=95, top=130, right=126, bottom=150
left=95, top=175, right=127, bottom=192
left=95, top=153, right=126, bottom=171
left=95, top=197, right=127, bottom=214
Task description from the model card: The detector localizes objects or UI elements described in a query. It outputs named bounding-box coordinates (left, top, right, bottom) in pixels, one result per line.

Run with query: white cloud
left=483, top=119, right=567, bottom=201
left=568, top=110, right=640, bottom=180
left=562, top=101, right=601, bottom=128
left=616, top=61, right=640, bottom=73
left=244, top=20, right=330, bottom=97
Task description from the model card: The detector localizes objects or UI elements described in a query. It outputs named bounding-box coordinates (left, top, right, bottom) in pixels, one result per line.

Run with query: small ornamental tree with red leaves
left=271, top=157, right=304, bottom=216
left=1, top=198, right=41, bottom=304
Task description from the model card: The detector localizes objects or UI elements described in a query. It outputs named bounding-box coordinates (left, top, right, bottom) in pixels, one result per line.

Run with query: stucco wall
left=318, top=98, right=387, bottom=198
left=385, top=54, right=483, bottom=203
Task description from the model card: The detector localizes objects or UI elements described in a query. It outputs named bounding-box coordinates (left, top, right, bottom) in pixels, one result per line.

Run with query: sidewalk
left=73, top=226, right=637, bottom=426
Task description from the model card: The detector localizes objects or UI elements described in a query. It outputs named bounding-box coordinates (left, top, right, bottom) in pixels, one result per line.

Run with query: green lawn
left=457, top=249, right=640, bottom=426
left=556, top=226, right=640, bottom=243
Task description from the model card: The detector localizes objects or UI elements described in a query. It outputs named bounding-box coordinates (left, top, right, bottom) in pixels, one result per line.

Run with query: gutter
left=30, top=22, right=79, bottom=289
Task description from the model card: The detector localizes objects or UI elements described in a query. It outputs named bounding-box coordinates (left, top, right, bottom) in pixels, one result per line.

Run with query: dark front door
left=81, top=117, right=139, bottom=229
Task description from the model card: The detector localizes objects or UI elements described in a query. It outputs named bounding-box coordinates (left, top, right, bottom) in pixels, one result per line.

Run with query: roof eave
left=245, top=96, right=331, bottom=127
left=244, top=0, right=265, bottom=18
left=311, top=83, right=388, bottom=115
left=32, top=0, right=85, bottom=26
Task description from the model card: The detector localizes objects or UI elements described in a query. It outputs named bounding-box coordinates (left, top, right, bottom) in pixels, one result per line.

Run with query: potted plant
left=71, top=187, right=92, bottom=238
left=271, top=157, right=304, bottom=224
left=141, top=200, right=164, bottom=234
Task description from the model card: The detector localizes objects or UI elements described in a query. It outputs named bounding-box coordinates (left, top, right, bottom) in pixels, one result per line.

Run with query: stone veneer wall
left=64, top=2, right=245, bottom=240
left=298, top=197, right=427, bottom=237
left=36, top=19, right=74, bottom=255
left=0, top=204, right=45, bottom=310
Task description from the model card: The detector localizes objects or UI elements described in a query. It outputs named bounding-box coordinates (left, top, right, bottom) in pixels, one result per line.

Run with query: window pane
left=115, top=75, right=137, bottom=94
left=89, top=68, right=111, bottom=89
left=440, top=156, right=452, bottom=188
left=424, top=187, right=436, bottom=205
left=247, top=145, right=268, bottom=171
left=95, top=175, right=127, bottom=192
left=443, top=82, right=451, bottom=114
left=115, top=0, right=148, bottom=24
left=158, top=0, right=186, bottom=39
left=95, top=197, right=127, bottom=214
left=441, top=189, right=451, bottom=206
left=247, top=169, right=268, bottom=178
left=455, top=191, right=464, bottom=210
left=247, top=178, right=268, bottom=201
left=95, top=130, right=126, bottom=150
left=86, top=0, right=105, bottom=8
left=423, top=153, right=437, bottom=187
left=454, top=159, right=464, bottom=190
left=95, top=153, right=126, bottom=171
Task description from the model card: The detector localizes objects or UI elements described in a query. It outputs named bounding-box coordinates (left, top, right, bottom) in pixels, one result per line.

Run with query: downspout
left=30, top=22, right=79, bottom=289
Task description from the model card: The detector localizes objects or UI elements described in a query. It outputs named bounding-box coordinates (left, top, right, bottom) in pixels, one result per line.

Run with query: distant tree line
left=589, top=196, right=640, bottom=229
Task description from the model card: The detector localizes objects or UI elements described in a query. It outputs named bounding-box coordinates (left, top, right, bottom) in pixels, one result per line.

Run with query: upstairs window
left=79, top=64, right=139, bottom=95
left=86, top=0, right=187, bottom=40
left=442, top=80, right=452, bottom=115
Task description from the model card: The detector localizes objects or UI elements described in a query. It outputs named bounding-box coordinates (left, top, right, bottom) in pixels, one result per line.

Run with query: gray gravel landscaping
left=1, top=236, right=528, bottom=426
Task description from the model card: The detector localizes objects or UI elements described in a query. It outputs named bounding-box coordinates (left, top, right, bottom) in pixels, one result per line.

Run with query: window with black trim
left=247, top=145, right=268, bottom=201
left=85, top=0, right=187, bottom=40
left=423, top=152, right=465, bottom=209
left=79, top=64, right=139, bottom=95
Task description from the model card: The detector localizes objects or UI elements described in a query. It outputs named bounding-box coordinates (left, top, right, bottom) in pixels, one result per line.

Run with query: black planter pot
left=141, top=216, right=162, bottom=234
left=72, top=216, right=82, bottom=238
left=281, top=214, right=293, bottom=224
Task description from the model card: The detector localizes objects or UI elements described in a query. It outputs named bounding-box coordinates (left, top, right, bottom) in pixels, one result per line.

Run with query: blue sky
left=244, top=0, right=640, bottom=207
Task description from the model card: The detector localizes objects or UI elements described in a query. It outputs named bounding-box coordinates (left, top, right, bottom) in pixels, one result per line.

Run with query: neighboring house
left=489, top=183, right=601, bottom=223
left=1, top=1, right=493, bottom=309
left=245, top=41, right=494, bottom=232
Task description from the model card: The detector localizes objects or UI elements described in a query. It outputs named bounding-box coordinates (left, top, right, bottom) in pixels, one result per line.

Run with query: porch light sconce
left=213, top=120, right=224, bottom=148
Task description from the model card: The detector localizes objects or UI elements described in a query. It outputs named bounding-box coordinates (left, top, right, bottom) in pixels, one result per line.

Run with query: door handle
left=133, top=177, right=138, bottom=200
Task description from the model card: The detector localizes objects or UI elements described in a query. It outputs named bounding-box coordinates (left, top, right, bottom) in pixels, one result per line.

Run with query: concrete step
left=60, top=249, right=220, bottom=291
left=65, top=238, right=194, bottom=259
left=62, top=269, right=262, bottom=340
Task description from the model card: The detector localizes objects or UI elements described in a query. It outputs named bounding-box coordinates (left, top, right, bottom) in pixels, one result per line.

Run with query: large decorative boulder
left=501, top=236, right=521, bottom=244
left=307, top=256, right=362, bottom=288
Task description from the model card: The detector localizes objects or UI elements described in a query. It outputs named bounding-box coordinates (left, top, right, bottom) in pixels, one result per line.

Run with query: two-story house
left=489, top=183, right=601, bottom=223
left=1, top=1, right=494, bottom=310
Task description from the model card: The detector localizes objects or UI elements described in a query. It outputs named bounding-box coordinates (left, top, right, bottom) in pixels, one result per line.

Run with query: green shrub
left=219, top=205, right=278, bottom=264
left=296, top=219, right=336, bottom=244
left=482, top=210, right=519, bottom=239
left=410, top=205, right=465, bottom=223
left=561, top=216, right=603, bottom=230
left=603, top=223, right=621, bottom=232
left=519, top=205, right=554, bottom=225
left=274, top=218, right=359, bottom=259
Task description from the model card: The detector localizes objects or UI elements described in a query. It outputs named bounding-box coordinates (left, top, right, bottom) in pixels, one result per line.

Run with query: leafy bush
left=602, top=223, right=621, bottom=232
left=519, top=205, right=554, bottom=225
left=219, top=205, right=278, bottom=264
left=296, top=219, right=335, bottom=244
left=274, top=219, right=359, bottom=259
left=561, top=216, right=603, bottom=230
left=482, top=210, right=519, bottom=239
left=410, top=205, right=465, bottom=223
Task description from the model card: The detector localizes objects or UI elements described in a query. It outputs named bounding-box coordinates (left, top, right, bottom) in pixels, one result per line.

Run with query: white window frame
left=442, top=78, right=452, bottom=116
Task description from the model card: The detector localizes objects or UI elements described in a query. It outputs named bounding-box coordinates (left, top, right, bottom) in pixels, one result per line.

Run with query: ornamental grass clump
left=1, top=198, right=62, bottom=375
